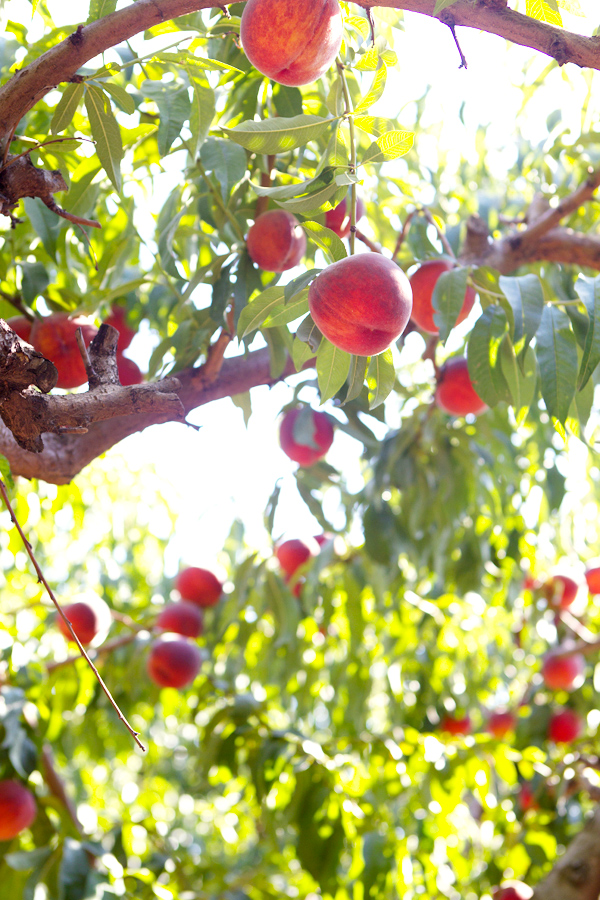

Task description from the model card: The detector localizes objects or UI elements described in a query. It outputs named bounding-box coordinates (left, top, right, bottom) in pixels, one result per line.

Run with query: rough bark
left=533, top=807, right=600, bottom=900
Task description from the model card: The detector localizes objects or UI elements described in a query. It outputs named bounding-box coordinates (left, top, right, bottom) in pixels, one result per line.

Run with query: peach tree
left=1, top=1, right=600, bottom=899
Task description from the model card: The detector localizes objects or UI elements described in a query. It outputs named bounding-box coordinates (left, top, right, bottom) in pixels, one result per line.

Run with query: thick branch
left=2, top=1, right=600, bottom=151
left=533, top=807, right=600, bottom=900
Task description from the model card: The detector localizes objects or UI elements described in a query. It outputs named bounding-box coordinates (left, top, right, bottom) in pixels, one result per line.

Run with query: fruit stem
left=196, top=159, right=246, bottom=243
left=337, top=60, right=357, bottom=256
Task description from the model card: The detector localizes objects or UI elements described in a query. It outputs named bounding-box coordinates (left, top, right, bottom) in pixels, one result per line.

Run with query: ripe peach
left=246, top=210, right=306, bottom=272
left=308, top=253, right=412, bottom=356
left=157, top=602, right=204, bottom=638
left=440, top=713, right=471, bottom=735
left=276, top=537, right=320, bottom=578
left=493, top=883, right=531, bottom=900
left=325, top=196, right=366, bottom=239
left=547, top=708, right=582, bottom=743
left=435, top=357, right=487, bottom=416
left=57, top=597, right=111, bottom=645
left=147, top=636, right=203, bottom=688
left=279, top=407, right=334, bottom=466
left=542, top=652, right=585, bottom=691
left=7, top=316, right=33, bottom=343
left=30, top=313, right=98, bottom=389
left=518, top=782, right=538, bottom=812
left=175, top=567, right=223, bottom=608
left=487, top=710, right=516, bottom=739
left=409, top=259, right=475, bottom=334
left=544, top=574, right=580, bottom=610
left=240, top=0, right=342, bottom=87
left=104, top=305, right=135, bottom=350
left=585, top=566, right=600, bottom=594
left=117, top=354, right=144, bottom=386
left=0, top=780, right=37, bottom=840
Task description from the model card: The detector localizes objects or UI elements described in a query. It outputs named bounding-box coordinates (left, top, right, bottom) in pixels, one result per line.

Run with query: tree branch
left=533, top=806, right=600, bottom=900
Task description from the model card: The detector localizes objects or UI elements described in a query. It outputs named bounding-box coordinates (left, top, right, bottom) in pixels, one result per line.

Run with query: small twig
left=355, top=229, right=382, bottom=254
left=0, top=289, right=34, bottom=320
left=46, top=630, right=141, bottom=673
left=366, top=8, right=376, bottom=45
left=422, top=208, right=456, bottom=259
left=393, top=209, right=418, bottom=260
left=75, top=326, right=96, bottom=384
left=559, top=609, right=598, bottom=643
left=190, top=324, right=233, bottom=388
left=441, top=15, right=468, bottom=69
left=0, top=479, right=145, bottom=751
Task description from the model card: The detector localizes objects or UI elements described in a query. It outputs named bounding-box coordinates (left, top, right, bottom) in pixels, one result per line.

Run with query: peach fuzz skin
left=435, top=358, right=487, bottom=416
left=308, top=254, right=413, bottom=356
left=240, top=0, right=342, bottom=87
left=325, top=196, right=366, bottom=239
left=246, top=210, right=307, bottom=273
left=279, top=408, right=334, bottom=466
left=0, top=780, right=37, bottom=840
left=409, top=258, right=476, bottom=334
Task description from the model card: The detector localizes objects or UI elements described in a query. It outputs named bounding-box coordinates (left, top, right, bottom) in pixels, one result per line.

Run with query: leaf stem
left=337, top=60, right=357, bottom=256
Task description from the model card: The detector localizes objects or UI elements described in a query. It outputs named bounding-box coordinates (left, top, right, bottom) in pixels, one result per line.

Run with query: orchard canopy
left=5, top=0, right=600, bottom=899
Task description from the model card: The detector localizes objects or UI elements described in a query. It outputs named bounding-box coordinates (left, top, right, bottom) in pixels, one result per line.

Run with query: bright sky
left=3, top=0, right=599, bottom=574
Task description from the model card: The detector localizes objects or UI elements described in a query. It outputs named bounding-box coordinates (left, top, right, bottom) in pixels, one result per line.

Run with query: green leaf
left=24, top=197, right=62, bottom=259
left=272, top=84, right=303, bottom=118
left=141, top=80, right=191, bottom=157
left=154, top=51, right=243, bottom=76
left=276, top=180, right=346, bottom=216
left=222, top=114, right=334, bottom=155
left=292, top=333, right=317, bottom=371
left=50, top=82, right=84, bottom=134
left=575, top=274, right=600, bottom=390
left=499, top=273, right=543, bottom=359
left=284, top=269, right=321, bottom=303
left=354, top=63, right=387, bottom=114
left=201, top=137, right=247, bottom=202
left=526, top=0, right=562, bottom=25
left=87, top=0, right=117, bottom=21
left=301, top=221, right=347, bottom=264
left=367, top=350, right=395, bottom=408
left=434, top=0, right=461, bottom=11
left=344, top=355, right=368, bottom=404
left=187, top=73, right=216, bottom=158
left=237, top=287, right=286, bottom=338
left=84, top=83, right=123, bottom=191
left=353, top=115, right=397, bottom=138
left=100, top=80, right=135, bottom=115
left=574, top=367, right=594, bottom=429
left=263, top=291, right=309, bottom=328
left=316, top=340, right=352, bottom=403
left=0, top=454, right=15, bottom=493
left=432, top=266, right=470, bottom=343
left=362, top=130, right=413, bottom=165
left=296, top=314, right=322, bottom=352
left=536, top=304, right=578, bottom=424
left=467, top=306, right=512, bottom=406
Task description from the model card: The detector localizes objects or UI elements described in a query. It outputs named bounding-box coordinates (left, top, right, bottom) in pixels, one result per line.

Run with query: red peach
left=279, top=407, right=334, bottom=466
left=104, top=305, right=135, bottom=350
left=585, top=566, right=600, bottom=594
left=276, top=537, right=320, bottom=578
left=542, top=652, right=585, bottom=691
left=117, top=354, right=144, bottom=386
left=57, top=597, right=111, bottom=645
left=0, top=780, right=37, bottom=840
left=30, top=313, right=98, bottom=389
left=240, top=0, right=342, bottom=87
left=147, top=636, right=203, bottom=688
left=157, top=602, right=204, bottom=638
left=246, top=210, right=306, bottom=272
left=518, top=782, right=538, bottom=812
left=175, top=567, right=223, bottom=608
left=7, top=316, right=33, bottom=343
left=493, top=883, right=531, bottom=900
left=487, top=710, right=516, bottom=739
left=440, top=713, right=471, bottom=735
left=544, top=574, right=580, bottom=610
left=325, top=196, right=366, bottom=239
left=308, top=253, right=412, bottom=356
left=409, top=259, right=476, bottom=334
left=435, top=357, right=487, bottom=416
left=547, top=708, right=583, bottom=743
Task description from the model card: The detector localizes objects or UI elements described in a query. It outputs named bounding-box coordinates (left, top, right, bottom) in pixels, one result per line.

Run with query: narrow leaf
left=237, top=286, right=285, bottom=338
left=84, top=83, right=122, bottom=191
left=301, top=221, right=347, bottom=264
left=536, top=304, right=577, bottom=424
left=467, top=306, right=511, bottom=406
left=432, top=267, right=470, bottom=343
left=222, top=115, right=334, bottom=155
left=575, top=274, right=600, bottom=389
left=367, top=350, right=395, bottom=409
left=344, top=355, right=369, bottom=404
left=316, top=340, right=351, bottom=403
left=263, top=292, right=309, bottom=328
left=362, top=131, right=413, bottom=165
left=51, top=82, right=84, bottom=134
left=354, top=63, right=387, bottom=114
left=499, top=273, right=543, bottom=358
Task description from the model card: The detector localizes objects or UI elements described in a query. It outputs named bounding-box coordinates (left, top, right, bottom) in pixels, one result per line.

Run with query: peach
left=409, top=259, right=475, bottom=334
left=57, top=597, right=111, bottom=645
left=547, top=708, right=582, bottom=743
left=7, top=315, right=33, bottom=343
left=325, top=196, right=366, bottom=239
left=487, top=710, right=515, bottom=739
left=518, top=782, right=538, bottom=812
left=240, top=0, right=342, bottom=87
left=175, top=567, right=223, bottom=607
left=276, top=537, right=320, bottom=578
left=117, top=354, right=144, bottom=386
left=542, top=652, right=585, bottom=691
left=493, top=883, right=531, bottom=900
left=279, top=407, right=334, bottom=466
left=104, top=305, right=135, bottom=350
left=157, top=602, right=204, bottom=638
left=308, top=253, right=412, bottom=355
left=0, top=780, right=37, bottom=840
left=30, top=313, right=98, bottom=389
left=544, top=574, right=580, bottom=610
left=435, top=357, right=487, bottom=416
left=147, top=636, right=203, bottom=688
left=246, top=210, right=306, bottom=272
left=440, top=713, right=471, bottom=735
left=585, top=566, right=600, bottom=594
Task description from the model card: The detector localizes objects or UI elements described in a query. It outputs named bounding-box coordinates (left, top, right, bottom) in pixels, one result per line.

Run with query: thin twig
left=393, top=209, right=418, bottom=261
left=421, top=208, right=456, bottom=259
left=514, top=166, right=600, bottom=246
left=441, top=15, right=468, bottom=69
left=0, top=479, right=145, bottom=751
left=356, top=229, right=383, bottom=254
left=75, top=327, right=96, bottom=384
left=47, top=630, right=141, bottom=673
